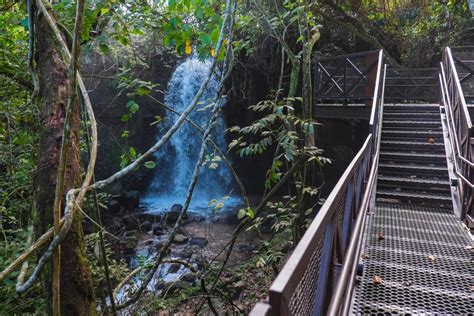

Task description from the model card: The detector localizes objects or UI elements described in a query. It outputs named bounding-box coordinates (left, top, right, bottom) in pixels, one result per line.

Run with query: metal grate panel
left=353, top=203, right=474, bottom=314
left=288, top=239, right=323, bottom=315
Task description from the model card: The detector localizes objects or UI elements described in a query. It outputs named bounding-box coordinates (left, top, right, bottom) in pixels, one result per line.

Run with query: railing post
left=342, top=181, right=354, bottom=251
left=314, top=58, right=320, bottom=105
left=365, top=52, right=378, bottom=106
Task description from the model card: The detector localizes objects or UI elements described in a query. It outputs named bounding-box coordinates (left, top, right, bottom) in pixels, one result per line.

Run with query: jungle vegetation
left=0, top=0, right=471, bottom=314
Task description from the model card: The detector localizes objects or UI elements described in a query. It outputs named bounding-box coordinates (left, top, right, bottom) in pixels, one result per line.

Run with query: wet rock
left=173, top=233, right=188, bottom=244
left=180, top=273, right=197, bottom=284
left=137, top=212, right=161, bottom=223
left=142, top=239, right=155, bottom=247
left=107, top=199, right=122, bottom=213
left=122, top=215, right=140, bottom=231
left=165, top=280, right=193, bottom=294
left=119, top=191, right=140, bottom=211
left=168, top=263, right=181, bottom=274
left=189, top=237, right=208, bottom=248
left=165, top=204, right=185, bottom=225
left=178, top=245, right=201, bottom=259
left=141, top=221, right=152, bottom=232
left=155, top=281, right=165, bottom=291
left=152, top=223, right=166, bottom=236
left=185, top=213, right=205, bottom=224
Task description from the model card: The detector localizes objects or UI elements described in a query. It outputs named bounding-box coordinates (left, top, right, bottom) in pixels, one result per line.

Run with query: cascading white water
left=143, top=57, right=239, bottom=213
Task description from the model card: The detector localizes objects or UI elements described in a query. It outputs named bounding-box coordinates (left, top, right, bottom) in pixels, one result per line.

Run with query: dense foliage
left=0, top=0, right=471, bottom=314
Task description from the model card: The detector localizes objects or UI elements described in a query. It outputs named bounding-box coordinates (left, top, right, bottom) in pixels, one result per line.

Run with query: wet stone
left=173, top=233, right=188, bottom=244
left=189, top=237, right=208, bottom=248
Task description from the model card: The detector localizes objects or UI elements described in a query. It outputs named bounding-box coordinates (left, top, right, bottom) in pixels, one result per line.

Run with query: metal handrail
left=440, top=67, right=474, bottom=172
left=327, top=63, right=386, bottom=316
left=251, top=50, right=386, bottom=316
left=440, top=47, right=474, bottom=221
left=267, top=134, right=373, bottom=315
left=369, top=51, right=384, bottom=128
left=446, top=47, right=472, bottom=129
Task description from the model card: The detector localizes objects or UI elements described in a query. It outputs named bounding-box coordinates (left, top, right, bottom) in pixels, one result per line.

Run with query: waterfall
left=143, top=57, right=239, bottom=213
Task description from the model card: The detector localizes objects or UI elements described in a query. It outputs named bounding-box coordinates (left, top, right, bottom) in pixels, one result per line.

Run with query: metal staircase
left=377, top=104, right=453, bottom=206
left=351, top=103, right=474, bottom=314
left=251, top=48, right=474, bottom=316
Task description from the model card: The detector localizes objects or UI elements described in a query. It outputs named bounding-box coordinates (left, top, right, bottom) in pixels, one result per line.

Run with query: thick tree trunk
left=33, top=9, right=95, bottom=316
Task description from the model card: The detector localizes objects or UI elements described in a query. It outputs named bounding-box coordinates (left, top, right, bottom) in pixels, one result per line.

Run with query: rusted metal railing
left=313, top=50, right=381, bottom=104
left=251, top=50, right=385, bottom=315
left=440, top=47, right=474, bottom=226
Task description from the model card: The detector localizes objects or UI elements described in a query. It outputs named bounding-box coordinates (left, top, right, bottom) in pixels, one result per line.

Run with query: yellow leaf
left=185, top=40, right=192, bottom=55
left=373, top=275, right=383, bottom=284
left=210, top=48, right=215, bottom=57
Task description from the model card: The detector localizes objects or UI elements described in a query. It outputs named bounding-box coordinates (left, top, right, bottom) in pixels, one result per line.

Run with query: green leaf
left=99, top=43, right=110, bottom=54
left=199, top=32, right=212, bottom=45
left=127, top=100, right=139, bottom=114
left=121, top=130, right=129, bottom=138
left=144, top=161, right=156, bottom=169
left=121, top=114, right=130, bottom=122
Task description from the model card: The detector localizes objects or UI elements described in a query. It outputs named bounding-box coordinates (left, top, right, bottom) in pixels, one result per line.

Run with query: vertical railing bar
left=341, top=181, right=354, bottom=251
left=312, top=218, right=335, bottom=316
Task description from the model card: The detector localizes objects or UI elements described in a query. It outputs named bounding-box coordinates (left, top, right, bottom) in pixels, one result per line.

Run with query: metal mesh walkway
left=353, top=202, right=474, bottom=314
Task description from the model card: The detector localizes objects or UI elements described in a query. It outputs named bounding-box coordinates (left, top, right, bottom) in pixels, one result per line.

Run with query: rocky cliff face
left=82, top=48, right=179, bottom=193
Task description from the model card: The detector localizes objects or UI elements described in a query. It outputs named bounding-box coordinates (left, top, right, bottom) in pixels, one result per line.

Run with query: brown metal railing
left=440, top=47, right=474, bottom=226
left=313, top=50, right=381, bottom=104
left=451, top=46, right=474, bottom=103
left=251, top=50, right=385, bottom=316
left=384, top=67, right=439, bottom=102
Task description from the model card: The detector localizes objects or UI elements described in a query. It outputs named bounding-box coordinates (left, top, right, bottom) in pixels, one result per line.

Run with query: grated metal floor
left=352, top=203, right=474, bottom=314
left=352, top=104, right=474, bottom=314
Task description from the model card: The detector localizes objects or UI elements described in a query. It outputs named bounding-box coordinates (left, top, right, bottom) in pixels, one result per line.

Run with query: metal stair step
left=379, top=151, right=446, bottom=163
left=381, top=140, right=445, bottom=153
left=384, top=104, right=440, bottom=109
left=381, top=140, right=444, bottom=147
left=383, top=112, right=441, bottom=121
left=378, top=175, right=450, bottom=186
left=383, top=107, right=440, bottom=114
left=382, top=130, right=443, bottom=142
left=382, top=126, right=443, bottom=132
left=383, top=120, right=441, bottom=128
left=378, top=163, right=448, bottom=177
left=376, top=188, right=452, bottom=204
left=377, top=175, right=451, bottom=192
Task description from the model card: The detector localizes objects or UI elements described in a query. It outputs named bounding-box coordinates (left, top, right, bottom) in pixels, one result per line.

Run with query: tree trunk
left=33, top=8, right=96, bottom=316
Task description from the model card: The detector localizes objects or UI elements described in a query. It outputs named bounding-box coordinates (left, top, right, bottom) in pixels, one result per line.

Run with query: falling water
left=143, top=57, right=239, bottom=213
